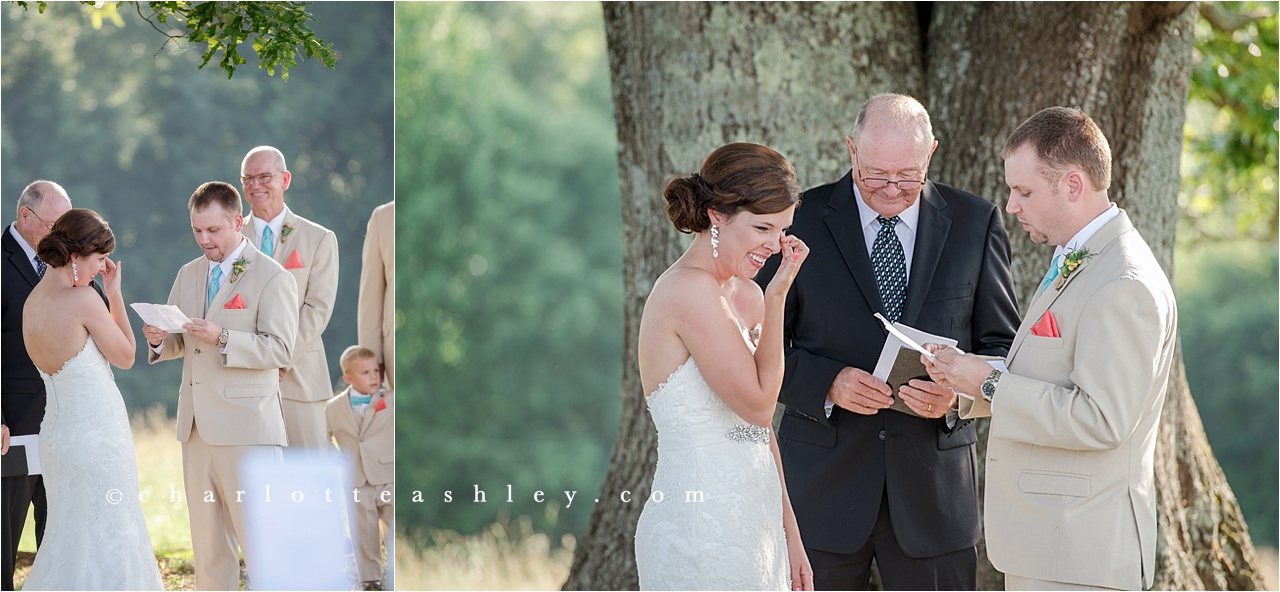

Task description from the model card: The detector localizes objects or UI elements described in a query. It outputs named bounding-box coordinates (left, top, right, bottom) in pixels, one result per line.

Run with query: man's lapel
left=275, top=210, right=297, bottom=266
left=335, top=387, right=361, bottom=434
left=1007, top=211, right=1133, bottom=361
left=3, top=230, right=41, bottom=289
left=823, top=171, right=884, bottom=315
left=901, top=183, right=950, bottom=327
left=359, top=392, right=382, bottom=434
left=206, top=242, right=258, bottom=320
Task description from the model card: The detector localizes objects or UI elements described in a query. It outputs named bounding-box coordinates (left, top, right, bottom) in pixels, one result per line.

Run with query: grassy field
left=395, top=517, right=575, bottom=590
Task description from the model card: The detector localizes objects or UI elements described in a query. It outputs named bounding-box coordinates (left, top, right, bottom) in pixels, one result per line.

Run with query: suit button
left=878, top=430, right=886, bottom=441
left=195, top=348, right=201, bottom=354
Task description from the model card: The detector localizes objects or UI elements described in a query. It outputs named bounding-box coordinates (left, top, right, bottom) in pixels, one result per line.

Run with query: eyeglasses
left=240, top=171, right=286, bottom=186
left=856, top=155, right=926, bottom=192
left=24, top=206, right=54, bottom=230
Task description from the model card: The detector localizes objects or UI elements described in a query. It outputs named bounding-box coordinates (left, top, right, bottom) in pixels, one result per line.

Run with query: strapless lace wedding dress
left=22, top=337, right=163, bottom=591
left=635, top=355, right=789, bottom=590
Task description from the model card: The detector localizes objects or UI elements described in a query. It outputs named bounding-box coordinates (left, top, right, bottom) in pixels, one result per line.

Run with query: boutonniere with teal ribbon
left=230, top=256, right=250, bottom=283
left=1052, top=247, right=1093, bottom=291
left=280, top=223, right=295, bottom=243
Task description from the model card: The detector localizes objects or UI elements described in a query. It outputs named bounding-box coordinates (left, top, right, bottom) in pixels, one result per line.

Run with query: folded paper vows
left=874, top=313, right=943, bottom=363
left=129, top=303, right=191, bottom=333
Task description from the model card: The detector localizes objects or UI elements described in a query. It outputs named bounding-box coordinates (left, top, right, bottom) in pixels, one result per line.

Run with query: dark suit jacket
left=755, top=171, right=1020, bottom=558
left=2, top=227, right=106, bottom=437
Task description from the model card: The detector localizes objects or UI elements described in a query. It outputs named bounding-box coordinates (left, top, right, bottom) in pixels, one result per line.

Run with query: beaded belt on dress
left=726, top=425, right=770, bottom=444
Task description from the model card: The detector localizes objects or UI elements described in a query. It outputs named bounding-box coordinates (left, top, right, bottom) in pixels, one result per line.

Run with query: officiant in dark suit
left=756, top=94, right=1020, bottom=590
left=1, top=181, right=74, bottom=591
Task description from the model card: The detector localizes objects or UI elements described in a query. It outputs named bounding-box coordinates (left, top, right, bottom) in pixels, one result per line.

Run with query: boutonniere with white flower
left=230, top=256, right=250, bottom=283
left=1052, top=247, right=1093, bottom=291
left=280, top=223, right=295, bottom=243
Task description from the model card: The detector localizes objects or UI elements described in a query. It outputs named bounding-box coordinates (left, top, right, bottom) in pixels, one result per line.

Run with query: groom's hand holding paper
left=130, top=302, right=191, bottom=333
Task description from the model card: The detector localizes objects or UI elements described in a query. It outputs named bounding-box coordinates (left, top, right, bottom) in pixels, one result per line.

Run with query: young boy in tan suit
left=325, top=346, right=394, bottom=589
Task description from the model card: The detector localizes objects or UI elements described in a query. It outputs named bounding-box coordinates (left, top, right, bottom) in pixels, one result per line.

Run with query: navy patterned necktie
left=34, top=255, right=46, bottom=278
left=872, top=216, right=907, bottom=323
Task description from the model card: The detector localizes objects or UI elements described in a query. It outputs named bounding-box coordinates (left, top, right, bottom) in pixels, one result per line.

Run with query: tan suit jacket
left=245, top=208, right=339, bottom=402
left=358, top=201, right=394, bottom=388
left=959, top=211, right=1176, bottom=590
left=151, top=241, right=299, bottom=446
left=325, top=386, right=394, bottom=487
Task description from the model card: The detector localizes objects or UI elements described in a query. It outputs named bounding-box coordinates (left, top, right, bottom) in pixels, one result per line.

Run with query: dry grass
left=1259, top=546, right=1278, bottom=591
left=395, top=518, right=574, bottom=590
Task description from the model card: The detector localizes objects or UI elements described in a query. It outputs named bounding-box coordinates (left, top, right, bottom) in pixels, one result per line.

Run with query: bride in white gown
left=18, top=208, right=162, bottom=590
left=635, top=143, right=813, bottom=591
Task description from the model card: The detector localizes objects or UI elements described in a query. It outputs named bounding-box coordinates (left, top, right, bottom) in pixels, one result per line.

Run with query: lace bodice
left=647, top=357, right=772, bottom=450
left=38, top=337, right=118, bottom=426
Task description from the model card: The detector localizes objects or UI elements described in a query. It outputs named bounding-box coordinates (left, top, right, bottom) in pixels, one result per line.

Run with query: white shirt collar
left=852, top=181, right=921, bottom=233
left=249, top=206, right=289, bottom=251
left=8, top=224, right=39, bottom=271
left=1054, top=203, right=1119, bottom=260
left=209, top=237, right=250, bottom=279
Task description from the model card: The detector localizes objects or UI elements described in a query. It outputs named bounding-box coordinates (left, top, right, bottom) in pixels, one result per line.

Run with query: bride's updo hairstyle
left=36, top=208, right=115, bottom=268
left=664, top=142, right=799, bottom=233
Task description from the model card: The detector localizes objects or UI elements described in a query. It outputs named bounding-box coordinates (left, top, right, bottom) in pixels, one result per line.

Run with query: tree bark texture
left=570, top=2, right=1264, bottom=590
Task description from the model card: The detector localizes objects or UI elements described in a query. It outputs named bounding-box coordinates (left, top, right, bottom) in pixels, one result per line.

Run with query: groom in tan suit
left=924, top=107, right=1177, bottom=591
left=143, top=181, right=299, bottom=590
left=240, top=146, right=339, bottom=450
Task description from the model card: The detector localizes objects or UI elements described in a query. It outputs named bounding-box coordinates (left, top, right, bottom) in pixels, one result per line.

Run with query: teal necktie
left=261, top=226, right=275, bottom=257
left=208, top=265, right=224, bottom=306
left=1037, top=255, right=1061, bottom=296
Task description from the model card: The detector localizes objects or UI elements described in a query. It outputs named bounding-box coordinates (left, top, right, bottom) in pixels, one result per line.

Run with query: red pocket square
left=374, top=397, right=387, bottom=412
left=224, top=294, right=247, bottom=310
left=1030, top=310, right=1060, bottom=337
left=284, top=250, right=305, bottom=269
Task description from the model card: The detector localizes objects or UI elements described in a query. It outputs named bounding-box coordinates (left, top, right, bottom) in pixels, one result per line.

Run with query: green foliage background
left=394, top=1, right=1279, bottom=551
left=394, top=2, right=622, bottom=544
left=1, top=2, right=393, bottom=414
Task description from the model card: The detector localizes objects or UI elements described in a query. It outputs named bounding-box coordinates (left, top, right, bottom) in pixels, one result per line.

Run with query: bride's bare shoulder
left=648, top=266, right=720, bottom=307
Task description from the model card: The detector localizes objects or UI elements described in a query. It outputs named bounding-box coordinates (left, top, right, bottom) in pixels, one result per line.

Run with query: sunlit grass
left=395, top=517, right=574, bottom=590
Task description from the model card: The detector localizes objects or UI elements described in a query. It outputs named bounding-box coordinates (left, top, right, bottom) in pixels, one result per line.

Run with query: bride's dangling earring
left=710, top=224, right=719, bottom=258
left=72, top=260, right=79, bottom=283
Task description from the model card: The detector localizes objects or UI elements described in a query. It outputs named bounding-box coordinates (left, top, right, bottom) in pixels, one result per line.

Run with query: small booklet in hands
left=871, top=316, right=957, bottom=418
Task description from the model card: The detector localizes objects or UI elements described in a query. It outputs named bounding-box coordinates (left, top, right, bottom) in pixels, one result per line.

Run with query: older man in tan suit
left=358, top=201, right=394, bottom=388
left=240, top=146, right=339, bottom=450
left=924, top=107, right=1177, bottom=591
left=143, top=182, right=299, bottom=590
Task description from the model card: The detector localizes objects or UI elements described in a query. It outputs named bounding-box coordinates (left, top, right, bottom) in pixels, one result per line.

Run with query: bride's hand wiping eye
left=101, top=257, right=123, bottom=295
left=765, top=234, right=809, bottom=297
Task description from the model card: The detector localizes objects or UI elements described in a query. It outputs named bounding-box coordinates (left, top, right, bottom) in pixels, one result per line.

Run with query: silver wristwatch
left=981, top=369, right=1002, bottom=403
left=217, top=328, right=230, bottom=347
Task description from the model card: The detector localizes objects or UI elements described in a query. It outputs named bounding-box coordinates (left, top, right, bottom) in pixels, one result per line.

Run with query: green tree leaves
left=15, top=1, right=338, bottom=80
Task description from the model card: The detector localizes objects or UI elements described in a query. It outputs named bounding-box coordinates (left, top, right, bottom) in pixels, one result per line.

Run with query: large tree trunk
left=568, top=2, right=1265, bottom=590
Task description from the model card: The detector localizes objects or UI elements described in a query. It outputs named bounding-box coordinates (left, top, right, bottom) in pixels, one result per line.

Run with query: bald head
left=16, top=180, right=72, bottom=247
left=242, top=146, right=288, bottom=172
left=850, top=93, right=935, bottom=150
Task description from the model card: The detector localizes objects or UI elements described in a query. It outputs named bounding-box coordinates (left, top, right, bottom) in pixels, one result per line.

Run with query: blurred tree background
left=394, top=2, right=621, bottom=546
left=1, top=2, right=393, bottom=417
left=394, top=0, right=1277, bottom=562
